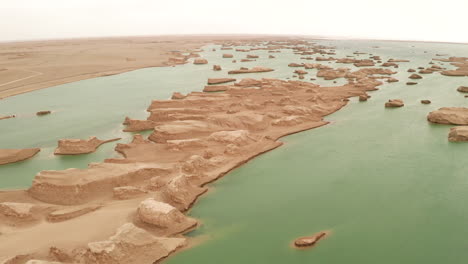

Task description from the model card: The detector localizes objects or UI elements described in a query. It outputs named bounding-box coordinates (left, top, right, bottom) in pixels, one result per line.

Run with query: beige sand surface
left=0, top=35, right=293, bottom=99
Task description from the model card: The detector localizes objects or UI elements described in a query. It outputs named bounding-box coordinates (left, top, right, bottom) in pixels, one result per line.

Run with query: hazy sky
left=2, top=0, right=467, bottom=43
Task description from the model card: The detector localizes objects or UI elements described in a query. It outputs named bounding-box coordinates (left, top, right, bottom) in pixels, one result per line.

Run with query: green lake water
left=1, top=39, right=468, bottom=263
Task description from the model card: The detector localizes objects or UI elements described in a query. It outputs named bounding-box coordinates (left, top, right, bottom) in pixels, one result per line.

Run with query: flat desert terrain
left=0, top=35, right=287, bottom=99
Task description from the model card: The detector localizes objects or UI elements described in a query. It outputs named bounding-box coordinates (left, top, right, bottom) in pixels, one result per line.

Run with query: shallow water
left=1, top=39, right=468, bottom=263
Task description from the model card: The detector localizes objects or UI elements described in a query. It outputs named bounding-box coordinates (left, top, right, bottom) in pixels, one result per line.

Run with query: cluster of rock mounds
left=167, top=51, right=200, bottom=66
left=0, top=40, right=404, bottom=263
left=316, top=67, right=396, bottom=81
left=435, top=57, right=468, bottom=76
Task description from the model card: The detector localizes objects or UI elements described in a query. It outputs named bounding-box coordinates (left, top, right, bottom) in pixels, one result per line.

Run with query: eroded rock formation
left=54, top=137, right=121, bottom=155
left=193, top=58, right=208, bottom=64
left=448, top=126, right=468, bottom=142
left=36, top=111, right=51, bottom=116
left=457, top=86, right=468, bottom=93
left=207, top=78, right=236, bottom=85
left=0, top=40, right=401, bottom=263
left=427, top=107, right=468, bottom=125
left=385, top=99, right=404, bottom=108
left=228, top=67, right=274, bottom=74
left=79, top=223, right=186, bottom=264
left=294, top=231, right=328, bottom=248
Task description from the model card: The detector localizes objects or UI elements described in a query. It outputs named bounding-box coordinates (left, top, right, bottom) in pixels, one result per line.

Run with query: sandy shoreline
left=0, top=35, right=299, bottom=99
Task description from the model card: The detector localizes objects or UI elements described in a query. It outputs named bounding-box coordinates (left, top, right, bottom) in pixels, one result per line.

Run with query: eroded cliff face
left=0, top=39, right=399, bottom=263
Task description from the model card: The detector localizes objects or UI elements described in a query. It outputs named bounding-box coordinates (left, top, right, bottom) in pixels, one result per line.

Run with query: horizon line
left=1, top=33, right=467, bottom=46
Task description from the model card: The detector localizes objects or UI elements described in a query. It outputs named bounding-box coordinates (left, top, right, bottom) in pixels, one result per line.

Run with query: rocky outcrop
left=294, top=231, right=327, bottom=248
left=271, top=116, right=307, bottom=126
left=207, top=78, right=236, bottom=85
left=406, top=82, right=418, bottom=85
left=0, top=202, right=36, bottom=220
left=359, top=94, right=370, bottom=101
left=123, top=117, right=156, bottom=132
left=208, top=130, right=257, bottom=146
left=457, top=86, right=468, bottom=93
left=421, top=100, right=431, bottom=104
left=316, top=57, right=335, bottom=61
left=36, top=111, right=51, bottom=116
left=353, top=60, right=375, bottom=67
left=162, top=174, right=207, bottom=211
left=288, top=63, right=304, bottom=67
left=28, top=162, right=171, bottom=205
left=193, top=58, right=208, bottom=64
left=228, top=67, right=274, bottom=74
left=409, top=74, right=422, bottom=79
left=388, top=59, right=410, bottom=62
left=222, top=54, right=233, bottom=58
left=427, top=107, right=468, bottom=125
left=203, top=85, right=235, bottom=92
left=408, top=69, right=416, bottom=72
left=0, top=148, right=40, bottom=165
left=385, top=99, right=404, bottom=107
left=137, top=198, right=197, bottom=232
left=317, top=68, right=349, bottom=80
left=387, top=77, right=399, bottom=83
left=336, top=58, right=357, bottom=64
left=448, top=126, right=468, bottom=142
left=213, top=65, right=222, bottom=71
left=381, top=62, right=398, bottom=67
left=54, top=137, right=121, bottom=155
left=234, top=78, right=262, bottom=87
left=294, top=70, right=307, bottom=75
left=171, top=92, right=186, bottom=99
left=81, top=223, right=186, bottom=264
left=246, top=54, right=259, bottom=58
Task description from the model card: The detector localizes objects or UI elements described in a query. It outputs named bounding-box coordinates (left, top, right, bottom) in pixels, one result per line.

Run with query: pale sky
left=1, top=0, right=467, bottom=43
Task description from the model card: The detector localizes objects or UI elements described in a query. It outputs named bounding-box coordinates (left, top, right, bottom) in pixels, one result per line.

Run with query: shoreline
left=1, top=34, right=465, bottom=100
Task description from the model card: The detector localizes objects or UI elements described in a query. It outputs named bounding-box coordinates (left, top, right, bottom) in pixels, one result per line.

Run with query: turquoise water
left=1, top=40, right=468, bottom=263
